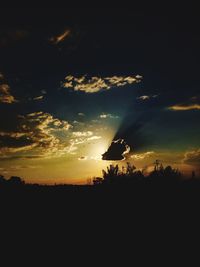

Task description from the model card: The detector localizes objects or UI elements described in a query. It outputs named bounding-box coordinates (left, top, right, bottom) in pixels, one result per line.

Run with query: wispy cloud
left=183, top=149, right=200, bottom=165
left=99, top=113, right=119, bottom=119
left=33, top=95, right=44, bottom=101
left=72, top=131, right=93, bottom=137
left=168, top=104, right=200, bottom=111
left=70, top=134, right=101, bottom=146
left=62, top=74, right=142, bottom=93
left=87, top=136, right=101, bottom=141
left=41, top=90, right=47, bottom=95
left=50, top=29, right=71, bottom=45
left=0, top=111, right=72, bottom=159
left=0, top=74, right=16, bottom=104
left=137, top=95, right=158, bottom=101
left=131, top=151, right=155, bottom=160
left=78, top=156, right=88, bottom=161
left=67, top=133, right=101, bottom=156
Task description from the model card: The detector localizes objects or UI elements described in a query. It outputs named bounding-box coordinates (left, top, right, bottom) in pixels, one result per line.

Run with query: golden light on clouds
left=0, top=76, right=16, bottom=104
left=33, top=95, right=44, bottom=101
left=168, top=104, right=200, bottom=111
left=131, top=151, right=155, bottom=160
left=0, top=111, right=72, bottom=159
left=50, top=29, right=71, bottom=44
left=62, top=74, right=142, bottom=93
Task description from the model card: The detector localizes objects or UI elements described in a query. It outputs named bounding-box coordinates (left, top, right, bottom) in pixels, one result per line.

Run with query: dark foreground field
left=1, top=180, right=200, bottom=264
left=2, top=164, right=199, bottom=210
left=1, top=179, right=200, bottom=211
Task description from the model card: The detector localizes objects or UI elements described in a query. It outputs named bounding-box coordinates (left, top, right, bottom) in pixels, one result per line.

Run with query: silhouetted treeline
left=1, top=163, right=200, bottom=226
left=93, top=162, right=182, bottom=186
left=0, top=162, right=199, bottom=192
left=0, top=175, right=25, bottom=186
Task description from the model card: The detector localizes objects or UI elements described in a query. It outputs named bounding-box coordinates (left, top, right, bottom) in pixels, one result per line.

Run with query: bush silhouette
left=8, top=176, right=25, bottom=186
left=98, top=162, right=144, bottom=185
left=93, top=161, right=182, bottom=186
left=93, top=177, right=104, bottom=185
left=148, top=164, right=181, bottom=184
left=0, top=175, right=6, bottom=185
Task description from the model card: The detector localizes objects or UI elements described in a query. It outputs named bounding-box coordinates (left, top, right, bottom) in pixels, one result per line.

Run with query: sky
left=0, top=7, right=200, bottom=184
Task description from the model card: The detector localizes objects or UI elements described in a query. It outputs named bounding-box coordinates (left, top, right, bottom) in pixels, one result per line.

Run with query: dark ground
left=1, top=179, right=200, bottom=213
left=1, top=180, right=200, bottom=264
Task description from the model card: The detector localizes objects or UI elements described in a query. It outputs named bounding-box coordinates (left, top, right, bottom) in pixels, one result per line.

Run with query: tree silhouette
left=149, top=164, right=181, bottom=183
left=126, top=162, right=136, bottom=176
left=8, top=176, right=25, bottom=186
left=192, top=171, right=196, bottom=180
left=102, top=164, right=120, bottom=184
left=99, top=163, right=144, bottom=185
left=0, top=175, right=6, bottom=185
left=93, top=161, right=182, bottom=186
left=93, top=177, right=104, bottom=185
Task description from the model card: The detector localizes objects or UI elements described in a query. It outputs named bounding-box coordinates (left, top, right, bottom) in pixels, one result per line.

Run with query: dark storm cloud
left=102, top=139, right=130, bottom=161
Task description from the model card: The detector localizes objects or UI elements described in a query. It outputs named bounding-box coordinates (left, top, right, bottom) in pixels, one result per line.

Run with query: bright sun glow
left=88, top=139, right=111, bottom=161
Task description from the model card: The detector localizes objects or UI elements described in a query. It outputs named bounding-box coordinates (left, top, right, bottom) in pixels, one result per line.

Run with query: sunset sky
left=0, top=7, right=200, bottom=184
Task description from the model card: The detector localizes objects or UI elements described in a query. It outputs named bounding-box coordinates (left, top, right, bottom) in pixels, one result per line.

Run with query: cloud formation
left=33, top=95, right=44, bottom=101
left=0, top=74, right=16, bottom=104
left=168, top=104, right=200, bottom=111
left=99, top=113, right=119, bottom=119
left=62, top=74, right=142, bottom=93
left=72, top=131, right=93, bottom=137
left=70, top=134, right=101, bottom=146
left=78, top=156, right=88, bottom=161
left=50, top=29, right=71, bottom=45
left=0, top=111, right=71, bottom=159
left=68, top=133, right=101, bottom=155
left=183, top=149, right=200, bottom=165
left=102, top=139, right=130, bottom=161
left=131, top=151, right=155, bottom=160
left=137, top=95, right=158, bottom=101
